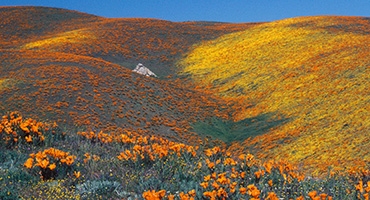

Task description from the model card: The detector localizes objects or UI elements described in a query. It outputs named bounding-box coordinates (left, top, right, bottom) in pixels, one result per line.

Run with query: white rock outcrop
left=132, top=63, right=157, bottom=77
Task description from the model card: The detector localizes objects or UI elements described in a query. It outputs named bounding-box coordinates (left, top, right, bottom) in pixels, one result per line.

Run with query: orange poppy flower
left=188, top=189, right=196, bottom=197
left=212, top=146, right=221, bottom=154
left=319, top=193, right=328, bottom=200
left=255, top=170, right=265, bottom=179
left=207, top=162, right=215, bottom=169
left=211, top=172, right=217, bottom=179
left=84, top=153, right=91, bottom=163
left=200, top=182, right=209, bottom=189
left=363, top=193, right=369, bottom=200
left=356, top=180, right=364, bottom=193
left=204, top=149, right=213, bottom=157
left=212, top=181, right=220, bottom=190
left=203, top=191, right=217, bottom=200
left=296, top=196, right=304, bottom=200
left=20, top=123, right=30, bottom=133
left=264, top=160, right=274, bottom=174
left=223, top=158, right=236, bottom=166
left=168, top=194, right=175, bottom=200
left=31, top=125, right=39, bottom=133
left=240, top=171, right=246, bottom=179
left=217, top=174, right=229, bottom=185
left=24, top=158, right=34, bottom=169
left=365, top=181, right=370, bottom=192
left=308, top=191, right=318, bottom=199
left=142, top=189, right=166, bottom=200
left=247, top=184, right=261, bottom=198
left=49, top=163, right=56, bottom=170
left=266, top=192, right=279, bottom=200
left=37, top=159, right=49, bottom=169
left=74, top=171, right=81, bottom=178
left=217, top=187, right=227, bottom=198
left=239, top=187, right=247, bottom=195
left=92, top=155, right=100, bottom=161
left=25, top=135, right=32, bottom=143
left=179, top=192, right=189, bottom=200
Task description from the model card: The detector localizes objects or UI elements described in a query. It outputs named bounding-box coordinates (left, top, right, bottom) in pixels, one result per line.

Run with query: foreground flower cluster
left=24, top=148, right=77, bottom=180
left=1, top=111, right=370, bottom=199
left=0, top=111, right=58, bottom=148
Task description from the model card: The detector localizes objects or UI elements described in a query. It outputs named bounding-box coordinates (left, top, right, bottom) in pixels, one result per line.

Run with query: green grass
left=192, top=113, right=289, bottom=144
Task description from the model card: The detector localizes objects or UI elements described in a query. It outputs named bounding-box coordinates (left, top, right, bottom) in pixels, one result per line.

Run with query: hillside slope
left=0, top=6, right=262, bottom=147
left=0, top=6, right=102, bottom=48
left=0, top=48, right=236, bottom=147
left=0, top=6, right=259, bottom=77
left=179, top=16, right=370, bottom=174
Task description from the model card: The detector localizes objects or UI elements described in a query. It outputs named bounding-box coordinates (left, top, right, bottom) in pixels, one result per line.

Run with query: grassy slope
left=179, top=16, right=370, bottom=174
left=0, top=6, right=103, bottom=48
left=1, top=6, right=259, bottom=78
left=0, top=49, right=234, bottom=147
left=0, top=6, right=261, bottom=147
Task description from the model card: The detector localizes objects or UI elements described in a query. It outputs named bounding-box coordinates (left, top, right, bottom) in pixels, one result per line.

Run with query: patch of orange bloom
left=0, top=111, right=56, bottom=146
left=23, top=147, right=76, bottom=179
left=142, top=190, right=166, bottom=200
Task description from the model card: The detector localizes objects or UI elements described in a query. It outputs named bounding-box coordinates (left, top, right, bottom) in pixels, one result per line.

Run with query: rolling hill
left=0, top=6, right=260, bottom=147
left=1, top=6, right=369, bottom=174
left=179, top=16, right=370, bottom=174
left=1, top=6, right=258, bottom=77
left=1, top=6, right=370, bottom=199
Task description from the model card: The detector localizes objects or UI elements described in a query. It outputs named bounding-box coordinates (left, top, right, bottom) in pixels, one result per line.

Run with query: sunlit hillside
left=2, top=6, right=370, bottom=199
left=179, top=16, right=370, bottom=174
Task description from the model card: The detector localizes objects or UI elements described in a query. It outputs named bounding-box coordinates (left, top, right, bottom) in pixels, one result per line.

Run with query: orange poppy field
left=0, top=6, right=369, bottom=199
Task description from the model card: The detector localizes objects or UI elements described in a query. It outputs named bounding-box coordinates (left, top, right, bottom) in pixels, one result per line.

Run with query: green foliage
left=192, top=113, right=289, bottom=144
left=76, top=180, right=126, bottom=199
left=0, top=146, right=38, bottom=199
left=21, top=180, right=81, bottom=200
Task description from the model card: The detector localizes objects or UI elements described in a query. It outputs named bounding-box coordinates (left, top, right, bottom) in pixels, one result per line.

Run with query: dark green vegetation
left=192, top=113, right=289, bottom=144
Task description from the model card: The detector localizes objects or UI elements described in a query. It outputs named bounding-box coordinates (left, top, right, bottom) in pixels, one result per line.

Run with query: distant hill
left=179, top=16, right=370, bottom=174
left=0, top=6, right=102, bottom=48
left=0, top=6, right=259, bottom=78
left=0, top=6, right=263, bottom=147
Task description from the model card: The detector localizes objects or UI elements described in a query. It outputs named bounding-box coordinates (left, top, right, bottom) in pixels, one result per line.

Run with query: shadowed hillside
left=0, top=6, right=103, bottom=48
left=0, top=6, right=260, bottom=146
left=1, top=6, right=259, bottom=77
left=179, top=16, right=370, bottom=174
left=0, top=49, right=235, bottom=147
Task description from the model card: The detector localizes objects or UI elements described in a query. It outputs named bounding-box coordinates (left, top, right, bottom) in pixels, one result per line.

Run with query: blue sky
left=1, top=0, right=370, bottom=23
